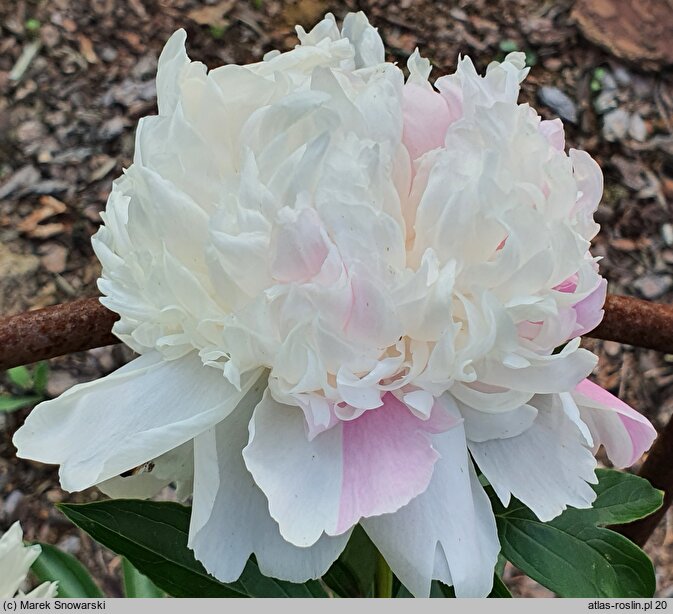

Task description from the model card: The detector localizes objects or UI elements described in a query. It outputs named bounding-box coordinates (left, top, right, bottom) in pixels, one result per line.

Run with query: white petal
left=341, top=11, right=385, bottom=68
left=469, top=394, right=597, bottom=521
left=459, top=399, right=538, bottom=442
left=477, top=343, right=597, bottom=394
left=189, top=378, right=349, bottom=583
left=0, top=523, right=47, bottom=598
left=97, top=441, right=194, bottom=500
left=243, top=390, right=343, bottom=547
left=24, top=582, right=59, bottom=599
left=156, top=29, right=191, bottom=116
left=362, top=416, right=499, bottom=598
left=14, top=351, right=262, bottom=492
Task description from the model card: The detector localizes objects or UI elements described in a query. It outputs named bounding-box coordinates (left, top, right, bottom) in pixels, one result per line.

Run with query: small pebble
left=100, top=47, right=118, bottom=63
left=594, top=89, right=618, bottom=114
left=603, top=341, right=622, bottom=357
left=57, top=535, right=81, bottom=555
left=633, top=274, right=673, bottom=300
left=46, top=370, right=79, bottom=397
left=628, top=113, right=647, bottom=142
left=613, top=66, right=631, bottom=85
left=663, top=224, right=673, bottom=247
left=602, top=108, right=630, bottom=142
left=4, top=490, right=25, bottom=519
left=538, top=86, right=578, bottom=123
left=39, top=243, right=68, bottom=274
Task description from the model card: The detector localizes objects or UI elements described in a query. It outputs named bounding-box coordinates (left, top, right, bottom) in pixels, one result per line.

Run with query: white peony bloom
left=0, top=522, right=58, bottom=598
left=14, top=12, right=656, bottom=597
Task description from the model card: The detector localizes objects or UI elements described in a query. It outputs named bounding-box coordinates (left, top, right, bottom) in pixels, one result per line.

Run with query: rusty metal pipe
left=2, top=294, right=672, bottom=371
left=590, top=294, right=673, bottom=354
left=0, top=297, right=118, bottom=371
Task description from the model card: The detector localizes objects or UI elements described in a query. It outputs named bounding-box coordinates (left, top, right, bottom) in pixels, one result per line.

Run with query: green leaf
left=31, top=543, right=104, bottom=598
left=33, top=362, right=49, bottom=396
left=7, top=366, right=32, bottom=391
left=499, top=40, right=519, bottom=53
left=324, top=525, right=378, bottom=597
left=395, top=581, right=451, bottom=598
left=58, top=500, right=328, bottom=598
left=0, top=395, right=41, bottom=412
left=489, top=574, right=512, bottom=598
left=122, top=558, right=164, bottom=598
left=25, top=18, right=41, bottom=32
left=563, top=469, right=663, bottom=527
left=493, top=469, right=662, bottom=598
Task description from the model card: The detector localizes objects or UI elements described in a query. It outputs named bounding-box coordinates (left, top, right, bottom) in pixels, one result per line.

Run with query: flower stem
left=374, top=551, right=393, bottom=598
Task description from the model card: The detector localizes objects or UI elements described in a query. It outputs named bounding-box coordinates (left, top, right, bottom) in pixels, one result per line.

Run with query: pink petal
left=554, top=273, right=579, bottom=294
left=574, top=379, right=657, bottom=467
left=336, top=393, right=459, bottom=533
left=402, top=83, right=455, bottom=161
left=572, top=278, right=607, bottom=336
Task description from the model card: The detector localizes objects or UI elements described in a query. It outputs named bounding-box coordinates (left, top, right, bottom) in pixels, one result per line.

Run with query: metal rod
left=2, top=293, right=672, bottom=371
left=614, top=414, right=673, bottom=546
left=0, top=297, right=118, bottom=371
left=590, top=295, right=673, bottom=354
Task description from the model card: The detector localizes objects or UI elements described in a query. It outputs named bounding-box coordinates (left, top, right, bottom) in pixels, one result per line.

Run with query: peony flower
left=14, top=12, right=656, bottom=597
left=0, top=522, right=58, bottom=598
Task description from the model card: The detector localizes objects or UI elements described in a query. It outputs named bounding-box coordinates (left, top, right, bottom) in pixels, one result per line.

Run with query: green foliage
left=0, top=395, right=42, bottom=412
left=122, top=558, right=165, bottom=598
left=524, top=50, right=538, bottom=67
left=25, top=18, right=41, bottom=32
left=497, top=40, right=536, bottom=66
left=324, top=525, right=378, bottom=597
left=0, top=362, right=49, bottom=412
left=591, top=67, right=607, bottom=93
left=209, top=25, right=227, bottom=40
left=499, top=40, right=519, bottom=53
left=58, top=500, right=328, bottom=598
left=8, top=366, right=32, bottom=390
left=489, top=574, right=512, bottom=598
left=31, top=543, right=104, bottom=598
left=492, top=469, right=662, bottom=597
left=55, top=469, right=660, bottom=599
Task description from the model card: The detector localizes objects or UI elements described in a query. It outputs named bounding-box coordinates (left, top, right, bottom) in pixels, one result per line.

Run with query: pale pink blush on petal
left=297, top=395, right=340, bottom=441
left=575, top=378, right=657, bottom=467
left=402, top=83, right=454, bottom=161
left=570, top=149, right=603, bottom=216
left=572, top=278, right=607, bottom=336
left=554, top=273, right=579, bottom=294
left=335, top=393, right=459, bottom=534
left=270, top=208, right=329, bottom=283
left=539, top=118, right=565, bottom=152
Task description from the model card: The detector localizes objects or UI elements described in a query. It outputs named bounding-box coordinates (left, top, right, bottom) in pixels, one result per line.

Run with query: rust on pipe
left=587, top=294, right=673, bottom=354
left=614, top=413, right=673, bottom=547
left=0, top=297, right=119, bottom=371
left=0, top=293, right=672, bottom=370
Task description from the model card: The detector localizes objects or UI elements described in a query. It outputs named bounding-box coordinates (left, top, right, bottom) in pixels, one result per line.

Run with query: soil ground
left=1, top=0, right=673, bottom=598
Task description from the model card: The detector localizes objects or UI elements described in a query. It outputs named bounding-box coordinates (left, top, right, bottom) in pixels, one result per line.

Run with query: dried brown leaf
left=18, top=195, right=67, bottom=234
left=187, top=0, right=236, bottom=27
left=78, top=34, right=99, bottom=64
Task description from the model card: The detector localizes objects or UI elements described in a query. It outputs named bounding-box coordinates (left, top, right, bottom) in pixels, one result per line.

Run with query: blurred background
left=0, top=0, right=672, bottom=597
